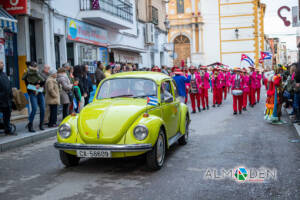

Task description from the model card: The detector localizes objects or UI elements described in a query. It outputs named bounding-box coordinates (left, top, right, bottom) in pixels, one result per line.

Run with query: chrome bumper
left=54, top=142, right=153, bottom=152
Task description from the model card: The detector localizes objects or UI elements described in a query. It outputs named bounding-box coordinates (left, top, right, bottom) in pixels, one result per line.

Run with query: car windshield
left=97, top=78, right=157, bottom=99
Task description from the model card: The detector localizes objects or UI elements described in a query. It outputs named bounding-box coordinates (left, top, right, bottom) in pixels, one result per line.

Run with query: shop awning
left=0, top=8, right=17, bottom=33
left=109, top=44, right=146, bottom=53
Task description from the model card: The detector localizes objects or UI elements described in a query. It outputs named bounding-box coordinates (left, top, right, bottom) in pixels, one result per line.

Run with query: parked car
left=54, top=72, right=190, bottom=170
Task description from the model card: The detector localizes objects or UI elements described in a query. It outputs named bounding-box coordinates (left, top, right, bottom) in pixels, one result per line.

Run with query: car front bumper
left=54, top=142, right=153, bottom=152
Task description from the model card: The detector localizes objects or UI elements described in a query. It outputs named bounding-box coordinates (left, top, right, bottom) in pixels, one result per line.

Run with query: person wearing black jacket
left=22, top=61, right=45, bottom=132
left=73, top=65, right=86, bottom=111
left=0, top=61, right=13, bottom=135
left=82, top=65, right=93, bottom=106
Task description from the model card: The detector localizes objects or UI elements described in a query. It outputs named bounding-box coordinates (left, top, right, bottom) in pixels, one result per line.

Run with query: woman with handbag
left=57, top=68, right=73, bottom=119
left=231, top=67, right=244, bottom=115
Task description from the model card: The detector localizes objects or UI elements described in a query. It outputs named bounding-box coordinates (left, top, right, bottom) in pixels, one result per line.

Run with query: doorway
left=174, top=35, right=190, bottom=67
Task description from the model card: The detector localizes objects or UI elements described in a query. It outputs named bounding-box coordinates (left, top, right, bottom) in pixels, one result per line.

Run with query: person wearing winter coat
left=57, top=68, right=73, bottom=119
left=95, top=61, right=105, bottom=86
left=45, top=69, right=60, bottom=127
left=22, top=61, right=45, bottom=132
left=0, top=60, right=13, bottom=135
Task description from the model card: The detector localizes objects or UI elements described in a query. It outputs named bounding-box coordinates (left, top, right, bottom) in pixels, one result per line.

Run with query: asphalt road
left=1, top=91, right=300, bottom=200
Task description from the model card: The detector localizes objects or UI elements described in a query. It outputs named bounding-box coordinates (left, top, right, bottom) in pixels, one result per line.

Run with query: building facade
left=0, top=0, right=168, bottom=93
left=167, top=0, right=266, bottom=69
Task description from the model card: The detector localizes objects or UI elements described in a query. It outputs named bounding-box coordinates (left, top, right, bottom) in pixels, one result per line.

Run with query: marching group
left=161, top=65, right=264, bottom=115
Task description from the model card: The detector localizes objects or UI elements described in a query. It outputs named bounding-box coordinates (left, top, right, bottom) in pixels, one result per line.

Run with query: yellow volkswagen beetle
left=54, top=72, right=190, bottom=170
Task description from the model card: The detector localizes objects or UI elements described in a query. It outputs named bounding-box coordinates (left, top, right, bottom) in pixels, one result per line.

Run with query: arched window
left=177, top=0, right=184, bottom=14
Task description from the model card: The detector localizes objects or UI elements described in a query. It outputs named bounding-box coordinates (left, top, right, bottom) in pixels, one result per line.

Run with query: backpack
left=12, top=88, right=28, bottom=111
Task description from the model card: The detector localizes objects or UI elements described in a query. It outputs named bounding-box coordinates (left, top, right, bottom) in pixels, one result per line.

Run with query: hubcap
left=156, top=133, right=165, bottom=166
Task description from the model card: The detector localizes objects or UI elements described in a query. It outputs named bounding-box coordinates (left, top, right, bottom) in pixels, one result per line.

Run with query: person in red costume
left=231, top=67, right=244, bottom=115
left=255, top=69, right=262, bottom=103
left=199, top=66, right=210, bottom=110
left=242, top=68, right=250, bottom=111
left=211, top=68, right=222, bottom=107
left=219, top=68, right=225, bottom=104
left=188, top=66, right=202, bottom=113
left=249, top=66, right=257, bottom=107
left=152, top=66, right=161, bottom=72
left=263, top=69, right=269, bottom=90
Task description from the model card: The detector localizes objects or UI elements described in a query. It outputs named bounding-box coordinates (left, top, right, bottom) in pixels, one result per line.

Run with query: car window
left=172, top=80, right=179, bottom=98
left=161, top=81, right=173, bottom=103
left=97, top=78, right=157, bottom=99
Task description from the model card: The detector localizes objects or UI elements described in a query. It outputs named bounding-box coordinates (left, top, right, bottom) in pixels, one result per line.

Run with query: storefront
left=66, top=18, right=108, bottom=73
left=109, top=45, right=143, bottom=68
left=0, top=8, right=18, bottom=88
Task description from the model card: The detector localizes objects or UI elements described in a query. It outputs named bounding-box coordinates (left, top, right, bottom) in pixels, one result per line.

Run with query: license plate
left=76, top=150, right=111, bottom=158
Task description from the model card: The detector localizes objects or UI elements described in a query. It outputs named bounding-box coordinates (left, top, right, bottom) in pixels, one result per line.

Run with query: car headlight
left=133, top=125, right=149, bottom=140
left=58, top=124, right=71, bottom=139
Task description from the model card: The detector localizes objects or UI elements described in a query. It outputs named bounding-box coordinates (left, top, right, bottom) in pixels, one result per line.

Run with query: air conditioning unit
left=145, top=23, right=155, bottom=45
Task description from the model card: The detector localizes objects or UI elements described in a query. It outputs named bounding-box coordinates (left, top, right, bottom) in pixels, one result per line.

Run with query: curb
left=0, top=128, right=57, bottom=152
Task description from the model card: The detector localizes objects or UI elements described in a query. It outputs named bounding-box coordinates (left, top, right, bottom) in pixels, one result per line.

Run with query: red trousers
left=256, top=88, right=261, bottom=102
left=249, top=88, right=256, bottom=105
left=264, top=80, right=268, bottom=90
left=200, top=88, right=209, bottom=108
left=190, top=93, right=201, bottom=111
left=233, top=94, right=243, bottom=112
left=243, top=91, right=249, bottom=108
left=223, top=87, right=228, bottom=100
left=213, top=88, right=222, bottom=105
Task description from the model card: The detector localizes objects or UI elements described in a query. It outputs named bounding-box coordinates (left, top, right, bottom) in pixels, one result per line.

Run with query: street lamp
left=235, top=28, right=239, bottom=39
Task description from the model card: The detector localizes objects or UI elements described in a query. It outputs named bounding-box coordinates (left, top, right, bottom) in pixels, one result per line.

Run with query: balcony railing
left=80, top=0, right=133, bottom=23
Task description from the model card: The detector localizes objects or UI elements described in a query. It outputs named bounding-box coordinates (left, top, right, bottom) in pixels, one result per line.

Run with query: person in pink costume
left=255, top=69, right=262, bottom=103
left=199, top=66, right=210, bottom=110
left=242, top=68, right=250, bottom=111
left=249, top=66, right=257, bottom=107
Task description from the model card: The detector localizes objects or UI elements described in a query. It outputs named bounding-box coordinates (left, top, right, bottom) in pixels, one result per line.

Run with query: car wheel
left=59, top=150, right=80, bottom=167
left=179, top=117, right=189, bottom=145
left=146, top=129, right=166, bottom=170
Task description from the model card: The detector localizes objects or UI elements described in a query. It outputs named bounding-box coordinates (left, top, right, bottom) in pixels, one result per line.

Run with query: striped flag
left=241, top=54, right=254, bottom=66
left=260, top=51, right=272, bottom=60
left=147, top=96, right=159, bottom=106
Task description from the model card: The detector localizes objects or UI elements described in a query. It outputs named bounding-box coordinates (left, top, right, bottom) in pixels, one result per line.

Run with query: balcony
left=79, top=0, right=134, bottom=30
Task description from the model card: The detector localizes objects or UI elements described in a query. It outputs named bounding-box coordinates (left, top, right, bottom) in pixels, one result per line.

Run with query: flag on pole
left=260, top=51, right=273, bottom=60
left=241, top=54, right=255, bottom=66
left=147, top=96, right=159, bottom=106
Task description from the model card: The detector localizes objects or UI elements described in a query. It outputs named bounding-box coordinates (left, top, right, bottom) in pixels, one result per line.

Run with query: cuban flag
left=260, top=51, right=272, bottom=60
left=241, top=54, right=254, bottom=66
left=147, top=96, right=159, bottom=106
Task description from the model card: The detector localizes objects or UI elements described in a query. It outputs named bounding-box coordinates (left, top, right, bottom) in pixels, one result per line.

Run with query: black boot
left=212, top=104, right=215, bottom=108
left=207, top=105, right=209, bottom=110
left=198, top=107, right=201, bottom=112
left=27, top=122, right=35, bottom=133
left=39, top=123, right=45, bottom=131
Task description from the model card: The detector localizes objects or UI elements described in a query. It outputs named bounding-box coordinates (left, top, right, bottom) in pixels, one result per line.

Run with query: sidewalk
left=0, top=115, right=60, bottom=152
left=285, top=107, right=300, bottom=137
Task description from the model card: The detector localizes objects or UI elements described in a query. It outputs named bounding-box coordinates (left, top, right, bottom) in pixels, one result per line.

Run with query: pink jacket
left=212, top=74, right=223, bottom=89
left=231, top=74, right=244, bottom=90
left=225, top=72, right=231, bottom=87
left=188, top=73, right=202, bottom=93
left=256, top=74, right=262, bottom=89
left=249, top=71, right=257, bottom=89
left=200, top=72, right=210, bottom=89
left=219, top=72, right=225, bottom=87
left=242, top=75, right=250, bottom=93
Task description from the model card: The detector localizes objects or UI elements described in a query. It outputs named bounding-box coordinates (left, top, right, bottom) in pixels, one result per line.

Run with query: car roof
left=107, top=72, right=171, bottom=83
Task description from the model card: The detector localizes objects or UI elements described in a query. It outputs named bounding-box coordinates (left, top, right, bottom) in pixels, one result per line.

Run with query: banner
left=67, top=18, right=108, bottom=47
left=0, top=0, right=28, bottom=15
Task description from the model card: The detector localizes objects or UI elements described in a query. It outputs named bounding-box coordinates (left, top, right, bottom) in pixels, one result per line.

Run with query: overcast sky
left=261, top=0, right=298, bottom=50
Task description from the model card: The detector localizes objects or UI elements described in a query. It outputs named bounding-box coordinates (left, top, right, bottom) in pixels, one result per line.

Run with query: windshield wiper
left=133, top=95, right=157, bottom=98
left=110, top=94, right=134, bottom=98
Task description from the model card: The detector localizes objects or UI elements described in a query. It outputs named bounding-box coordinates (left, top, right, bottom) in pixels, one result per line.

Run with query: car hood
left=77, top=99, right=148, bottom=144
